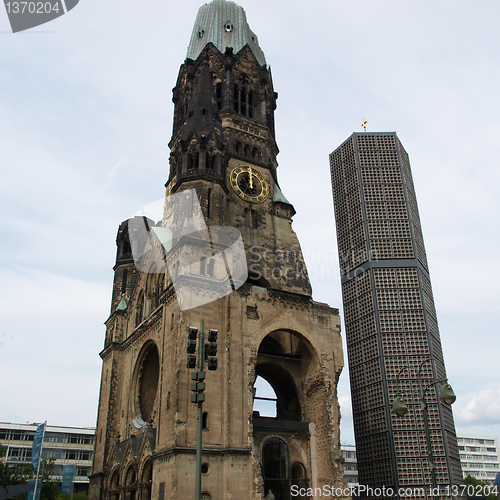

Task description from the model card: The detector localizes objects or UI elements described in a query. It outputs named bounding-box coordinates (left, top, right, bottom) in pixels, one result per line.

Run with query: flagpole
left=71, top=462, right=76, bottom=500
left=33, top=421, right=47, bottom=500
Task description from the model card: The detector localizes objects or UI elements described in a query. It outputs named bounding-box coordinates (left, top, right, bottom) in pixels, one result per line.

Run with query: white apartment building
left=341, top=443, right=359, bottom=486
left=0, top=422, right=95, bottom=494
left=457, top=434, right=499, bottom=483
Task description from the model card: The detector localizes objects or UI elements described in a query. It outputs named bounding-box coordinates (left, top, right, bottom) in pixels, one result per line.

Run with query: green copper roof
left=186, top=0, right=266, bottom=66
left=116, top=296, right=128, bottom=311
left=273, top=184, right=291, bottom=205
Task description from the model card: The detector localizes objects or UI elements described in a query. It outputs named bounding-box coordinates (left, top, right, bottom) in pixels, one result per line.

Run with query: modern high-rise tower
left=89, top=1, right=347, bottom=499
left=329, top=132, right=463, bottom=495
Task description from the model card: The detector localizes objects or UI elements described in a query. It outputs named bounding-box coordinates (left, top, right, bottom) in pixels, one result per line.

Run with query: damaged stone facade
left=89, top=1, right=347, bottom=498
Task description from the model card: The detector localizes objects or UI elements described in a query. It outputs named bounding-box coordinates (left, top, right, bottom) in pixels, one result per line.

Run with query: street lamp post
left=392, top=357, right=456, bottom=495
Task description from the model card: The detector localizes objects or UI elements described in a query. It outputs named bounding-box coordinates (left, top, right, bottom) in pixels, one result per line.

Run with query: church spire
left=186, top=0, right=266, bottom=66
left=168, top=0, right=279, bottom=191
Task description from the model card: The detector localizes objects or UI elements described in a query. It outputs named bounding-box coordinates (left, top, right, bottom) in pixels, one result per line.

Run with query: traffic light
left=191, top=381, right=206, bottom=392
left=190, top=371, right=205, bottom=404
left=187, top=327, right=198, bottom=366
left=190, top=393, right=205, bottom=403
left=206, top=343, right=217, bottom=356
left=187, top=340, right=196, bottom=354
left=206, top=329, right=218, bottom=371
left=187, top=355, right=196, bottom=369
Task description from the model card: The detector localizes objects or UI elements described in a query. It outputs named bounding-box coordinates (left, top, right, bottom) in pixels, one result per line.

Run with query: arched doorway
left=262, top=437, right=289, bottom=499
left=124, top=465, right=137, bottom=500
left=109, top=470, right=120, bottom=500
left=140, top=460, right=152, bottom=500
left=262, top=438, right=308, bottom=500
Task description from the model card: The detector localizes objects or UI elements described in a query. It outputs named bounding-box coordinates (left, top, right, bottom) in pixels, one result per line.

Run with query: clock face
left=230, top=165, right=269, bottom=203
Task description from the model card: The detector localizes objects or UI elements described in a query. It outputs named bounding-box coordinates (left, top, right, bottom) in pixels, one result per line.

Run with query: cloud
left=0, top=268, right=109, bottom=319
left=339, top=394, right=353, bottom=418
left=453, top=389, right=500, bottom=426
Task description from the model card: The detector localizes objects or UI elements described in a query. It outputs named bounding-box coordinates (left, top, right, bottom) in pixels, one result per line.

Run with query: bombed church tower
left=89, top=1, right=346, bottom=498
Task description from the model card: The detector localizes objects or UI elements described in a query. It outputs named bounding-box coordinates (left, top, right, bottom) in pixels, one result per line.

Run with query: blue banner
left=31, top=423, right=45, bottom=472
left=27, top=479, right=41, bottom=500
left=60, top=464, right=75, bottom=494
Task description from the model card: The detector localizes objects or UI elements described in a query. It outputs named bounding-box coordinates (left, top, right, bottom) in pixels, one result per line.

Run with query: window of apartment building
left=68, top=434, right=94, bottom=445
left=42, top=449, right=65, bottom=460
left=77, top=467, right=90, bottom=477
left=52, top=465, right=63, bottom=476
left=0, top=430, right=34, bottom=441
left=44, top=432, right=67, bottom=443
left=7, top=447, right=32, bottom=461
left=65, top=450, right=92, bottom=461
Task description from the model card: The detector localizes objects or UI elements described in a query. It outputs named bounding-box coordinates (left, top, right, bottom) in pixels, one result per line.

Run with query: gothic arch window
left=235, top=142, right=242, bottom=156
left=188, top=151, right=199, bottom=171
left=216, top=82, right=222, bottom=110
left=243, top=144, right=250, bottom=157
left=121, top=270, right=128, bottom=295
left=241, top=88, right=247, bottom=116
left=124, top=465, right=137, bottom=500
left=136, top=291, right=144, bottom=326
left=122, top=236, right=132, bottom=256
left=253, top=375, right=277, bottom=417
left=200, top=257, right=206, bottom=275
left=245, top=208, right=258, bottom=229
left=153, top=278, right=160, bottom=308
left=234, top=82, right=254, bottom=117
left=248, top=89, right=254, bottom=118
left=291, top=463, right=308, bottom=499
left=154, top=273, right=163, bottom=308
left=206, top=152, right=215, bottom=171
left=141, top=460, right=153, bottom=500
left=146, top=267, right=157, bottom=314
left=252, top=147, right=261, bottom=161
left=262, top=438, right=289, bottom=500
left=207, top=188, right=212, bottom=219
left=233, top=84, right=239, bottom=113
left=202, top=411, right=208, bottom=431
left=110, top=470, right=120, bottom=500
left=135, top=343, right=160, bottom=423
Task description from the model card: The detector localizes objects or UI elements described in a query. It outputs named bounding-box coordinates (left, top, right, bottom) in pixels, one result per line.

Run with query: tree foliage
left=463, top=474, right=497, bottom=500
left=0, top=445, right=31, bottom=487
left=57, top=493, right=88, bottom=500
left=0, top=452, right=61, bottom=500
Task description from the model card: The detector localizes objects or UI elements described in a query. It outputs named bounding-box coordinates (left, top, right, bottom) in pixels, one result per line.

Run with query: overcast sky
left=1, top=0, right=499, bottom=446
